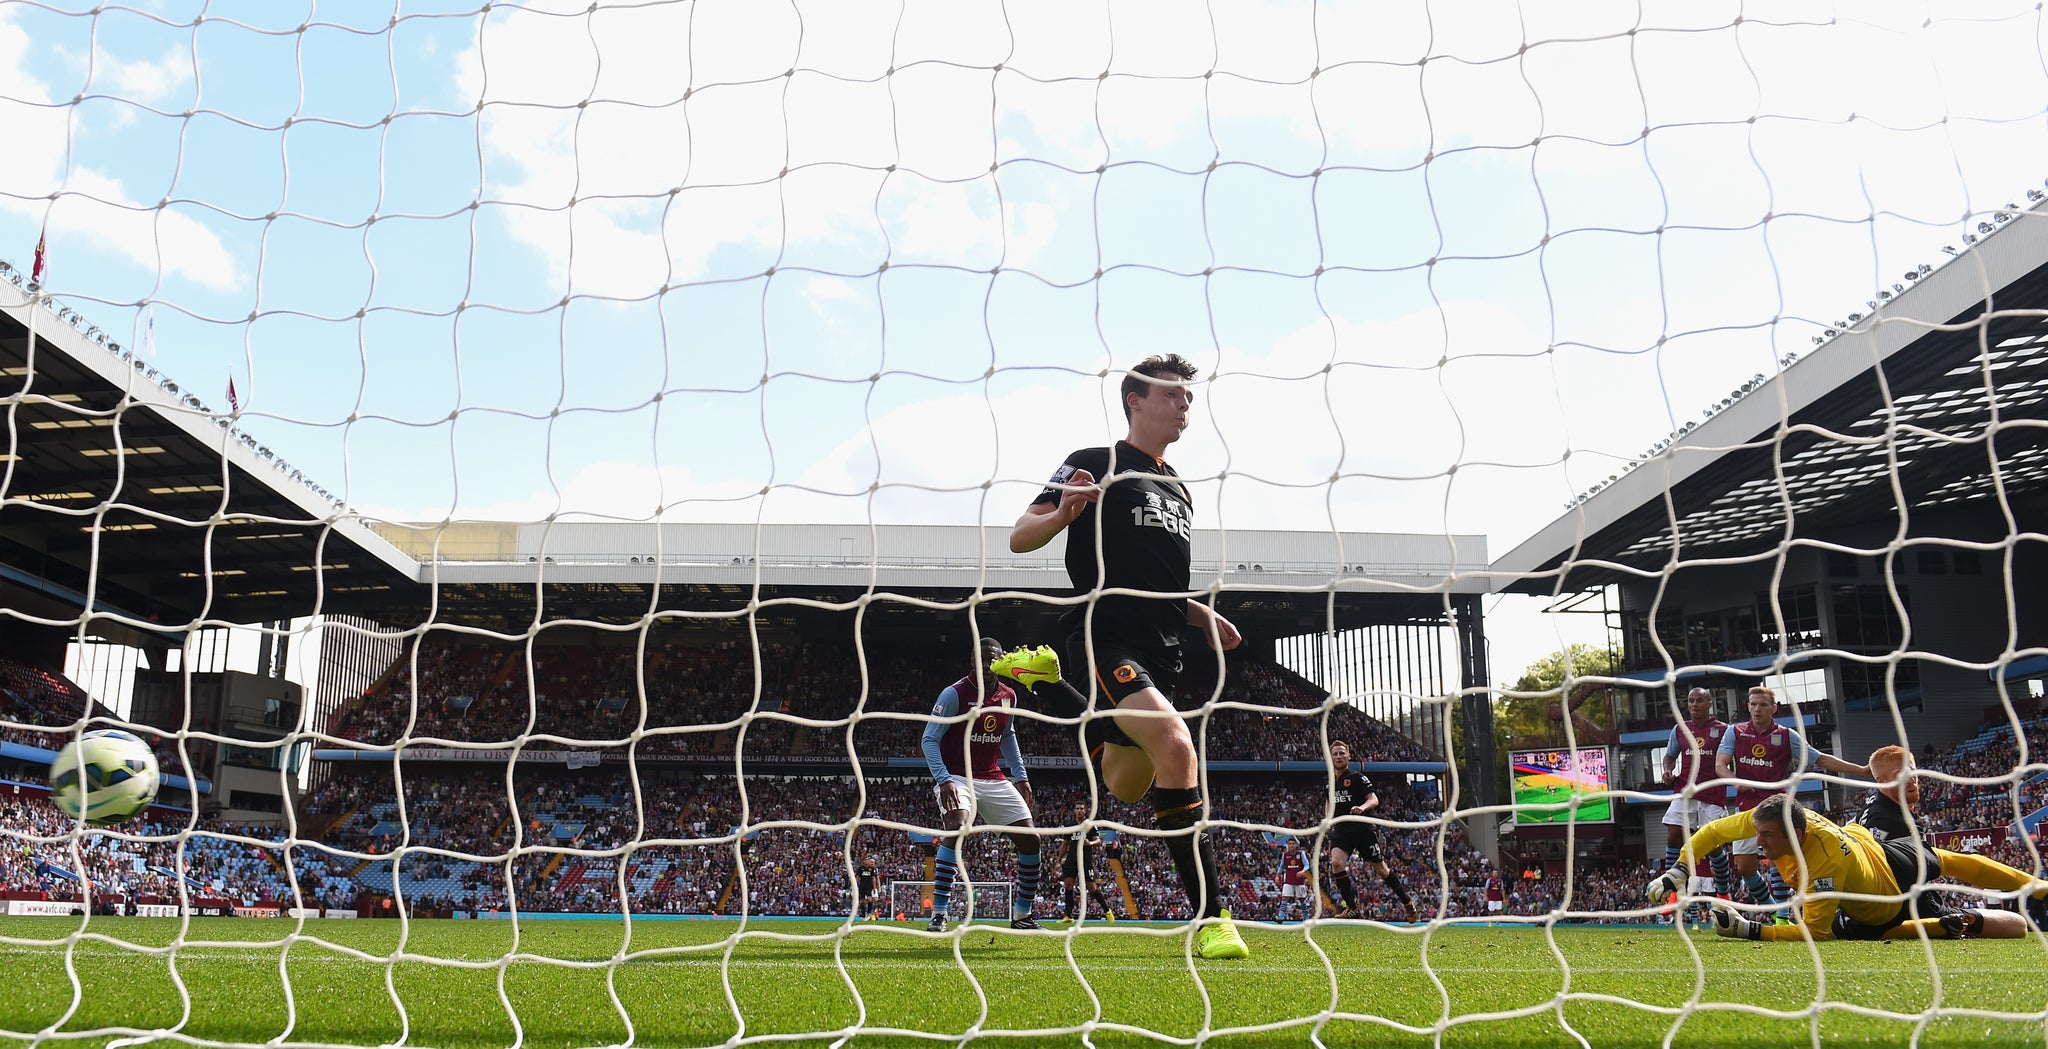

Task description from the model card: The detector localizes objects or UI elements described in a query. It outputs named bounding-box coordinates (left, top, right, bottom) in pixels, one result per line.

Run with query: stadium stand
left=12, top=637, right=2042, bottom=925
left=334, top=638, right=1433, bottom=766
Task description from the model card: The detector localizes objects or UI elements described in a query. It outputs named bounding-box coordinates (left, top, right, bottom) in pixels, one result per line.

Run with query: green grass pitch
left=0, top=917, right=2043, bottom=1048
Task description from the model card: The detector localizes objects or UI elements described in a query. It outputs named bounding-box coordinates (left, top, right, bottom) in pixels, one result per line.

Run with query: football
left=49, top=729, right=160, bottom=826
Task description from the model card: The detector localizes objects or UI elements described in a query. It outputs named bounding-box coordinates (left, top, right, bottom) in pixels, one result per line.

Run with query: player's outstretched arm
left=1011, top=469, right=1097, bottom=553
left=1709, top=900, right=1764, bottom=939
left=1813, top=751, right=1870, bottom=780
left=1643, top=865, right=1686, bottom=903
left=1647, top=810, right=1754, bottom=901
left=1186, top=602, right=1240, bottom=652
left=1711, top=899, right=1832, bottom=941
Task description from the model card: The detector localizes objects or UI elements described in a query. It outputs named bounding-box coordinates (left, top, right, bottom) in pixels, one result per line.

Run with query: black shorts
left=1329, top=822, right=1385, bottom=865
left=1831, top=838, right=1954, bottom=941
left=1059, top=621, right=1182, bottom=752
left=1059, top=853, right=1087, bottom=880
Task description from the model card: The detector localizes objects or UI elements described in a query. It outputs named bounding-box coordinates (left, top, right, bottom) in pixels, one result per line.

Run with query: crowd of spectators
left=0, top=655, right=190, bottom=778
left=0, top=791, right=353, bottom=909
left=12, top=643, right=2048, bottom=925
left=194, top=764, right=1512, bottom=923
left=329, top=635, right=1438, bottom=769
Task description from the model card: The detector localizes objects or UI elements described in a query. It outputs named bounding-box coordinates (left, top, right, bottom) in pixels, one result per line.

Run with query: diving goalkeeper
left=1645, top=792, right=2048, bottom=941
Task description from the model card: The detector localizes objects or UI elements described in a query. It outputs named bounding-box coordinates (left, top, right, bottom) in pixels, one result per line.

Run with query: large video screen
left=1510, top=747, right=1613, bottom=825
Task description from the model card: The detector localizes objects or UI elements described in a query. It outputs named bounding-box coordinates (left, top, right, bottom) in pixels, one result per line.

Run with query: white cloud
left=94, top=43, right=192, bottom=107
left=16, top=0, right=2048, bottom=678
left=0, top=11, right=238, bottom=291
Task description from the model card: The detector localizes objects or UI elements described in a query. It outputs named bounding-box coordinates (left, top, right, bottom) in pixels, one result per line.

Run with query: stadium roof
left=0, top=283, right=423, bottom=638
left=3, top=282, right=1487, bottom=644
left=366, top=521, right=1489, bottom=642
left=1492, top=206, right=2048, bottom=596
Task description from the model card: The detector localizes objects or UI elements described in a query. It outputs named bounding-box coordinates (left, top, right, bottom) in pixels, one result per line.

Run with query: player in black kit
left=1857, top=745, right=1917, bottom=843
left=1326, top=739, right=1418, bottom=921
left=1010, top=353, right=1248, bottom=960
left=1052, top=801, right=1117, bottom=922
left=853, top=853, right=882, bottom=921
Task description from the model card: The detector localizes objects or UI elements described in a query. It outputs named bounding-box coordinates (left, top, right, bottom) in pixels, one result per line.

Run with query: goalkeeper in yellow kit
left=1645, top=793, right=2048, bottom=940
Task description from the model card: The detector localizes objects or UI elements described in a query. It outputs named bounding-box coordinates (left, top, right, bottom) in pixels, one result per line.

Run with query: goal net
left=888, top=880, right=1015, bottom=923
left=4, top=1, right=2048, bottom=1046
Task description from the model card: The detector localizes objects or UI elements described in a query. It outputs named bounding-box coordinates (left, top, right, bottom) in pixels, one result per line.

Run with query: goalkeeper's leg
left=1934, top=849, right=2047, bottom=897
left=1883, top=909, right=2028, bottom=939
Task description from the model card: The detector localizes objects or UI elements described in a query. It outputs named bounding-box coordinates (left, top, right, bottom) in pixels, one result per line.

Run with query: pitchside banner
left=1932, top=827, right=2007, bottom=852
left=5, top=900, right=229, bottom=916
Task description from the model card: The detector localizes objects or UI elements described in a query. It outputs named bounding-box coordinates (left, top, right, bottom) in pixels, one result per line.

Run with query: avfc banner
left=1932, top=827, right=2007, bottom=852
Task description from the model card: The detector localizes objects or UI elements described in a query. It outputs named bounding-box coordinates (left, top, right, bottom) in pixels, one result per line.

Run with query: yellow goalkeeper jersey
left=1680, top=807, right=1906, bottom=940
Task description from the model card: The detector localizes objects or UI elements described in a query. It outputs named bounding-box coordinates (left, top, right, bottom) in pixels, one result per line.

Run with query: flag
left=596, top=694, right=629, bottom=713
left=142, top=305, right=157, bottom=357
left=445, top=694, right=475, bottom=713
left=226, top=377, right=240, bottom=413
left=30, top=232, right=46, bottom=284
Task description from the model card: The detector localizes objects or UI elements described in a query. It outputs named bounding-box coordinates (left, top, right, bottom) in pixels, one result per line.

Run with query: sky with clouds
left=6, top=0, right=2048, bottom=684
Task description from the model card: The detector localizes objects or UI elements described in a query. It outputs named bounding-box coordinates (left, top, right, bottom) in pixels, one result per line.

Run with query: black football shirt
left=1032, top=440, right=1193, bottom=646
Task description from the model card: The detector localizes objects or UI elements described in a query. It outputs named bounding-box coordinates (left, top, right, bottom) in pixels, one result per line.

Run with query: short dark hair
left=1120, top=354, right=1199, bottom=421
left=1751, top=793, right=1807, bottom=840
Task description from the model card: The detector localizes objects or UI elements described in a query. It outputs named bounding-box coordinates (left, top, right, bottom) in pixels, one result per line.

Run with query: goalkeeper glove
left=1710, top=901, right=1762, bottom=940
left=1643, top=866, right=1686, bottom=903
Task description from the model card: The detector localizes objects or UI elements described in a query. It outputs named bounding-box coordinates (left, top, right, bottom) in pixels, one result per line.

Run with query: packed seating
left=0, top=654, right=190, bottom=778
left=332, top=634, right=1441, bottom=770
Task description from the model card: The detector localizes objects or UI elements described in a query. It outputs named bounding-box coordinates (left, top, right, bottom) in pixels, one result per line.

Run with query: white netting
left=888, top=880, right=1013, bottom=922
left=4, top=1, right=2048, bottom=1045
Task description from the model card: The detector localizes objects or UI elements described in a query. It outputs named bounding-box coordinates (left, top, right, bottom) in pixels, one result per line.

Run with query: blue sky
left=8, top=0, right=2048, bottom=684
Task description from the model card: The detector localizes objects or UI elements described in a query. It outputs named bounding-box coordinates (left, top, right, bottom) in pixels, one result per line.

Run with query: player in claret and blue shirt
left=1274, top=837, right=1311, bottom=924
left=1659, top=688, right=1734, bottom=923
left=1715, top=685, right=1868, bottom=915
left=921, top=636, right=1043, bottom=934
